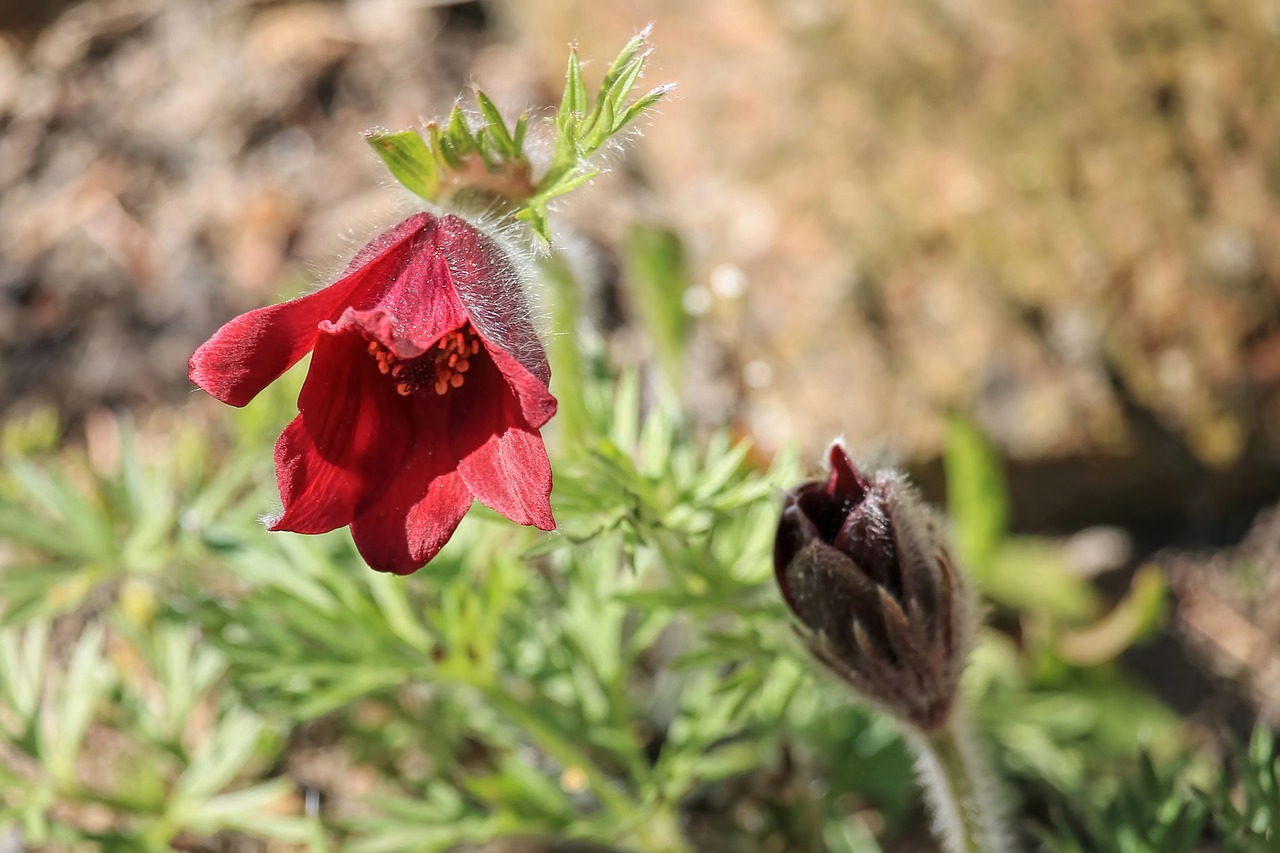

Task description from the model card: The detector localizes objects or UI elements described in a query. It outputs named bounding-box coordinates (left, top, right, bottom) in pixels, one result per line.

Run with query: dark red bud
left=774, top=443, right=972, bottom=731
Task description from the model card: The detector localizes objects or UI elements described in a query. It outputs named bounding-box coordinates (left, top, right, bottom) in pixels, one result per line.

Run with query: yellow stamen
left=370, top=325, right=481, bottom=397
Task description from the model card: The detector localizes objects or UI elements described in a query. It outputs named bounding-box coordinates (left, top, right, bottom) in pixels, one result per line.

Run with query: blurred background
left=2, top=0, right=1280, bottom=847
left=6, top=0, right=1280, bottom=515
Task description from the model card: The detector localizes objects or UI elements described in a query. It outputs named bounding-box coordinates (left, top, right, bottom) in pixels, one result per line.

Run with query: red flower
left=189, top=212, right=556, bottom=574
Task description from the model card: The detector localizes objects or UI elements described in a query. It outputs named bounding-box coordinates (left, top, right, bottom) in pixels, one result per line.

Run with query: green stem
left=906, top=708, right=1011, bottom=853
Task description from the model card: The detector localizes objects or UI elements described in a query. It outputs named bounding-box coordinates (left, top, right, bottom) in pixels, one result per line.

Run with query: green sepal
left=446, top=106, right=474, bottom=155
left=427, top=123, right=460, bottom=170
left=512, top=113, right=528, bottom=153
left=476, top=91, right=518, bottom=159
left=364, top=129, right=440, bottom=201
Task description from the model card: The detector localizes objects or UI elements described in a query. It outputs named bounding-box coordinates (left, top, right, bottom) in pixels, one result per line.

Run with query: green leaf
left=171, top=707, right=264, bottom=803
left=624, top=224, right=691, bottom=387
left=46, top=624, right=110, bottom=785
left=0, top=622, right=48, bottom=733
left=618, top=84, right=674, bottom=131
left=515, top=202, right=551, bottom=244
left=944, top=414, right=1008, bottom=575
left=366, top=572, right=432, bottom=653
left=984, top=538, right=1097, bottom=622
left=540, top=256, right=591, bottom=446
left=562, top=50, right=586, bottom=117
left=184, top=780, right=316, bottom=841
left=365, top=129, right=440, bottom=200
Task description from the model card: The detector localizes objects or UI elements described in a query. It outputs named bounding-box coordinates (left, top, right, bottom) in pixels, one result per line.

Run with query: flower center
left=366, top=326, right=482, bottom=397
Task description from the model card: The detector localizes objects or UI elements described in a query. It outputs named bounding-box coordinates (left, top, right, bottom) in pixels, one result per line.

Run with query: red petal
left=345, top=233, right=473, bottom=359
left=484, top=344, right=558, bottom=429
left=189, top=213, right=436, bottom=407
left=456, top=423, right=554, bottom=530
left=269, top=333, right=409, bottom=534
left=350, top=441, right=474, bottom=575
left=318, top=252, right=470, bottom=361
left=826, top=443, right=869, bottom=502
left=451, top=358, right=554, bottom=531
left=436, top=214, right=552, bottom=386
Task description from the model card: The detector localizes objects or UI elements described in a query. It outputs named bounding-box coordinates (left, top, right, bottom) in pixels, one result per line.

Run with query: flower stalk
left=907, top=708, right=1011, bottom=853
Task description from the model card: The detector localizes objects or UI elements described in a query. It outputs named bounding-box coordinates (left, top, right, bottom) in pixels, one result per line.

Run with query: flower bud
left=774, top=443, right=973, bottom=731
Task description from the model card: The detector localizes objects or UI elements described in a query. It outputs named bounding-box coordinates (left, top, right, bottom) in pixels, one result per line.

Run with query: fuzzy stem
left=906, top=708, right=1012, bottom=853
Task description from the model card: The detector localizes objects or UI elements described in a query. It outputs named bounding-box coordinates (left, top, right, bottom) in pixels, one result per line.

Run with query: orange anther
left=450, top=373, right=464, bottom=388
left=367, top=341, right=379, bottom=355
left=434, top=380, right=448, bottom=395
left=455, top=359, right=469, bottom=373
left=396, top=383, right=411, bottom=396
left=377, top=361, right=390, bottom=374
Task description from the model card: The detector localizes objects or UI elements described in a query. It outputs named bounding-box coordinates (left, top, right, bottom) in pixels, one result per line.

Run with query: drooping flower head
left=190, top=212, right=556, bottom=574
left=774, top=443, right=973, bottom=731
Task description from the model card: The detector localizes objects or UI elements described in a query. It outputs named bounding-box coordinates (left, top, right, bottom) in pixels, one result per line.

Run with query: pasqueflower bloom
left=774, top=444, right=971, bottom=731
left=190, top=212, right=556, bottom=574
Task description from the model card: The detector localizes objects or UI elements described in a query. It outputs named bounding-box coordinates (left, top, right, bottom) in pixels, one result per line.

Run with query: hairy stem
left=907, top=708, right=1012, bottom=853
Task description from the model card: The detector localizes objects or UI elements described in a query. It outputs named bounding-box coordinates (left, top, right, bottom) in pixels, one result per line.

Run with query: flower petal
left=484, top=344, right=558, bottom=429
left=450, top=358, right=554, bottom=531
left=189, top=213, right=436, bottom=407
left=350, top=440, right=474, bottom=575
left=456, top=424, right=554, bottom=530
left=436, top=214, right=552, bottom=386
left=269, top=333, right=409, bottom=534
left=319, top=251, right=471, bottom=361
